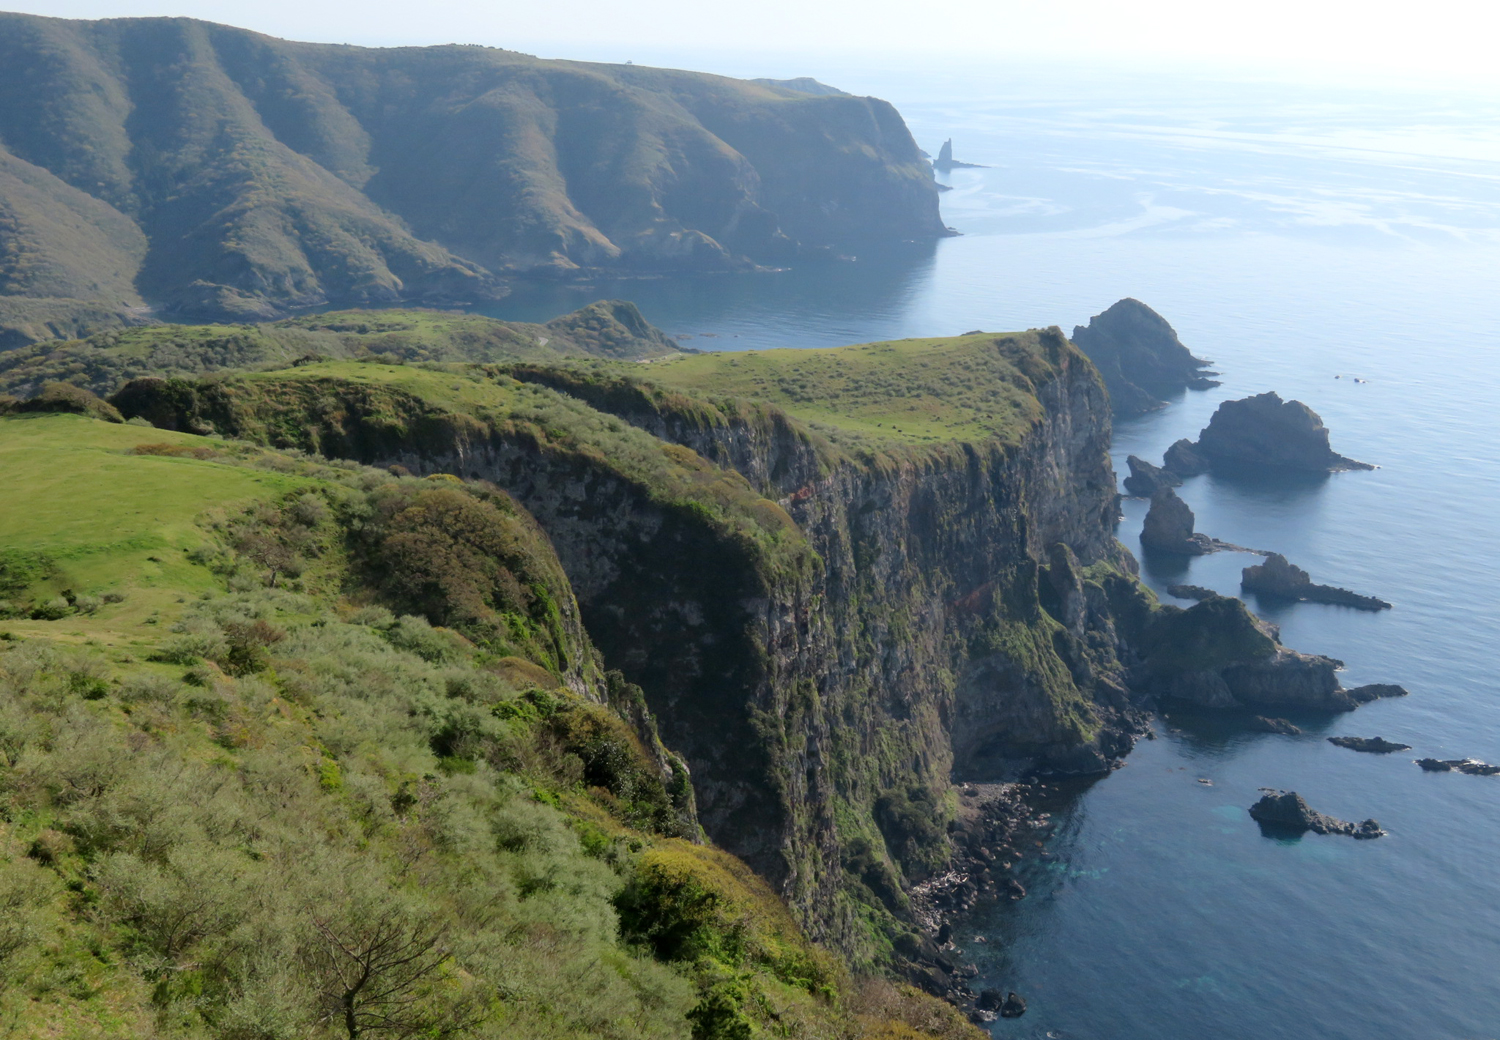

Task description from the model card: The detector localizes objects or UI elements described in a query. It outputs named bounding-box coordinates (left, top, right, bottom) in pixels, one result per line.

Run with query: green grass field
left=643, top=330, right=1069, bottom=447
left=0, top=413, right=306, bottom=642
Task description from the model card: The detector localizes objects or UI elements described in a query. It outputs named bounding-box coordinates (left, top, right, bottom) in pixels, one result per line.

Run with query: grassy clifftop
left=639, top=329, right=1077, bottom=451
left=0, top=412, right=979, bottom=1039
left=0, top=12, right=943, bottom=339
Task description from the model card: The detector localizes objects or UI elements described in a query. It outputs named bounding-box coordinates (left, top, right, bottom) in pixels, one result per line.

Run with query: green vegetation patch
left=643, top=329, right=1075, bottom=449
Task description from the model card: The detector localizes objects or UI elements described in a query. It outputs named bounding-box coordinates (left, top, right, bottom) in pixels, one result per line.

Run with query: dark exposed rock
left=1346, top=684, right=1409, bottom=704
left=1250, top=716, right=1302, bottom=735
left=976, top=989, right=1004, bottom=1011
left=1145, top=596, right=1394, bottom=713
left=932, top=138, right=987, bottom=171
left=1329, top=736, right=1411, bottom=753
left=1163, top=438, right=1210, bottom=477
left=1070, top=299, right=1218, bottom=418
left=1000, top=992, right=1028, bottom=1018
left=1140, top=488, right=1212, bottom=555
left=1189, top=392, right=1373, bottom=474
left=1249, top=790, right=1384, bottom=839
left=1123, top=454, right=1183, bottom=496
left=1417, top=758, right=1500, bottom=776
left=1166, top=584, right=1221, bottom=602
left=1242, top=554, right=1391, bottom=611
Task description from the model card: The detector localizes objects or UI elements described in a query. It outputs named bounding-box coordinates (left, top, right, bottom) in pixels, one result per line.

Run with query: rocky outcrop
left=1123, top=454, right=1182, bottom=496
left=1143, top=596, right=1393, bottom=712
left=1163, top=438, right=1210, bottom=477
left=933, top=139, right=986, bottom=171
left=1166, top=584, right=1220, bottom=602
left=1417, top=758, right=1500, bottom=776
left=1329, top=736, right=1411, bottom=753
left=1249, top=790, right=1384, bottom=838
left=1141, top=488, right=1212, bottom=554
left=1182, top=392, right=1373, bottom=474
left=1250, top=717, right=1302, bottom=735
left=1070, top=299, right=1218, bottom=418
left=1242, top=554, right=1391, bottom=610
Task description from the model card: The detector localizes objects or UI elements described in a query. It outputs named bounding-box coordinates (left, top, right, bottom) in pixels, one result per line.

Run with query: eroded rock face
left=1190, top=392, right=1373, bottom=473
left=1163, top=438, right=1210, bottom=477
left=1123, top=454, right=1182, bottom=496
left=1249, top=790, right=1384, bottom=838
left=1140, top=487, right=1212, bottom=554
left=1242, top=553, right=1391, bottom=611
left=1070, top=299, right=1218, bottom=418
left=1144, top=596, right=1390, bottom=713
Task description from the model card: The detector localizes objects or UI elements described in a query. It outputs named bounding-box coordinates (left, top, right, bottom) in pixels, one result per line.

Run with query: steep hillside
left=0, top=410, right=979, bottom=1039
left=0, top=12, right=945, bottom=338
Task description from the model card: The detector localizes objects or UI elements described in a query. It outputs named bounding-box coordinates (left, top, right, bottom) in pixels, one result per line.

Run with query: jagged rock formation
left=1242, top=553, right=1391, bottom=610
left=1143, top=596, right=1397, bottom=712
left=1180, top=392, right=1373, bottom=474
left=1070, top=299, right=1218, bottom=418
left=1329, top=736, right=1411, bottom=753
left=1123, top=454, right=1182, bottom=496
left=1141, top=487, right=1212, bottom=554
left=0, top=13, right=945, bottom=338
left=1249, top=790, right=1384, bottom=838
left=1163, top=437, right=1210, bottom=477
left=1417, top=758, right=1500, bottom=776
left=932, top=139, right=985, bottom=171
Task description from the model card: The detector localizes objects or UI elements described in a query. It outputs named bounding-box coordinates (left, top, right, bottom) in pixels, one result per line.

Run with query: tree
left=306, top=900, right=457, bottom=1040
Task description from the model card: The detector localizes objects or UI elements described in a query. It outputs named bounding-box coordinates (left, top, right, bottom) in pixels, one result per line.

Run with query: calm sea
left=479, top=61, right=1500, bottom=1040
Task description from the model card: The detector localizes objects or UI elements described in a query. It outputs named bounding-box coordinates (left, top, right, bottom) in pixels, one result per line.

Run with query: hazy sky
left=12, top=0, right=1500, bottom=85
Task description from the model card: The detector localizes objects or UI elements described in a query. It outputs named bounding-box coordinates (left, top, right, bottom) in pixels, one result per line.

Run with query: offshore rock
left=1123, top=454, right=1182, bottom=496
left=1070, top=299, right=1219, bottom=418
left=1346, top=683, right=1409, bottom=704
left=1417, top=758, right=1500, bottom=776
left=1145, top=596, right=1386, bottom=713
left=1242, top=554, right=1391, bottom=611
left=1189, top=392, right=1373, bottom=474
left=1251, top=716, right=1302, bottom=735
left=1141, top=488, right=1212, bottom=554
left=1000, top=992, right=1028, bottom=1018
left=1329, top=736, right=1411, bottom=753
left=1166, top=583, right=1220, bottom=602
left=1163, top=438, right=1211, bottom=477
left=1249, top=790, right=1384, bottom=839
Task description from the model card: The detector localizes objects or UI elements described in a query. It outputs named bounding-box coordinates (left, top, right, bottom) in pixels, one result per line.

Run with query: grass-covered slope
left=0, top=412, right=979, bottom=1040
left=639, top=331, right=1068, bottom=451
left=0, top=300, right=682, bottom=400
left=0, top=12, right=943, bottom=338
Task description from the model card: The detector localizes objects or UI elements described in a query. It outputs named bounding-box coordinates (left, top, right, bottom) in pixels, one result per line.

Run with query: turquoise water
left=481, top=66, right=1500, bottom=1039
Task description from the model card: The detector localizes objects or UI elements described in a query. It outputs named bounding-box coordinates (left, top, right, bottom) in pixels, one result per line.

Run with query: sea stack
left=1242, top=553, right=1391, bottom=610
left=1123, top=454, right=1182, bottom=496
left=1184, top=392, right=1373, bottom=474
left=1140, top=488, right=1212, bottom=554
left=1070, top=299, right=1219, bottom=418
left=1249, top=791, right=1384, bottom=839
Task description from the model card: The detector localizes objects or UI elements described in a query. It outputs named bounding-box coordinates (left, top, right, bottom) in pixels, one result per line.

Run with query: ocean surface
left=479, top=63, right=1500, bottom=1040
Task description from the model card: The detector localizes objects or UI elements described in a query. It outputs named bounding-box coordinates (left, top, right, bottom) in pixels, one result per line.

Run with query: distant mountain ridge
left=0, top=13, right=946, bottom=337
